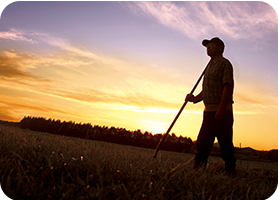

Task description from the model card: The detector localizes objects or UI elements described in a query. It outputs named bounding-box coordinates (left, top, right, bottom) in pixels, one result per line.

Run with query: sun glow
left=150, top=126, right=165, bottom=134
left=142, top=120, right=166, bottom=134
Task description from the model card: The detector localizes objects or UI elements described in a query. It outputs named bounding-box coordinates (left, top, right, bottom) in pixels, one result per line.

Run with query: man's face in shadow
left=206, top=42, right=223, bottom=58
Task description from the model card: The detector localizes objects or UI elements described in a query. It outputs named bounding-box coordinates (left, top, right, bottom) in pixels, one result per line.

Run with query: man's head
left=202, top=37, right=225, bottom=58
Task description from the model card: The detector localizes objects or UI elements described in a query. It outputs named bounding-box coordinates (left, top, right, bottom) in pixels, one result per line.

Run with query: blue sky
left=0, top=1, right=278, bottom=150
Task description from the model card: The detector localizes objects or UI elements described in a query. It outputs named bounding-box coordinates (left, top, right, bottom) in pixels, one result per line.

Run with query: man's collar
left=210, top=55, right=223, bottom=63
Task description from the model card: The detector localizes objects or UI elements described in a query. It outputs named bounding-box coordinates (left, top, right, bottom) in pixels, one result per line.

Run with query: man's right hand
left=185, top=94, right=195, bottom=102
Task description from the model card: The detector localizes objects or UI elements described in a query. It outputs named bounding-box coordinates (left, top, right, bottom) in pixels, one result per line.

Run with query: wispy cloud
left=0, top=96, right=73, bottom=122
left=0, top=28, right=118, bottom=66
left=0, top=50, right=49, bottom=82
left=29, top=30, right=126, bottom=68
left=0, top=30, right=182, bottom=110
left=33, top=85, right=179, bottom=110
left=0, top=29, right=38, bottom=44
left=233, top=90, right=278, bottom=115
left=1, top=29, right=273, bottom=116
left=1, top=28, right=275, bottom=116
left=127, top=1, right=278, bottom=41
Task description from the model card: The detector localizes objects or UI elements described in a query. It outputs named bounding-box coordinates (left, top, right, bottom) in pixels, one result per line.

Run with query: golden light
left=142, top=120, right=165, bottom=134
left=150, top=126, right=164, bottom=134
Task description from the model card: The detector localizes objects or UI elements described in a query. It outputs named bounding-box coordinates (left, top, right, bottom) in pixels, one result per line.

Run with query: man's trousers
left=194, top=110, right=236, bottom=172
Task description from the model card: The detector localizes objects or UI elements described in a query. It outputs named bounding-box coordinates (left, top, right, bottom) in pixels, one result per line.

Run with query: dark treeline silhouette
left=19, top=116, right=193, bottom=153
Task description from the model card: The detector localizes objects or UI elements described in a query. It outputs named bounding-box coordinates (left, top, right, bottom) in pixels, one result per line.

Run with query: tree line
left=19, top=116, right=193, bottom=153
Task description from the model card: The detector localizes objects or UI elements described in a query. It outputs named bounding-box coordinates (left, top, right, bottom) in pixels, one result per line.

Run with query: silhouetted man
left=186, top=37, right=236, bottom=173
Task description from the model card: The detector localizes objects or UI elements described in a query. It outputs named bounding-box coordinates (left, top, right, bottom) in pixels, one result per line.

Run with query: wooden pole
left=153, top=62, right=210, bottom=158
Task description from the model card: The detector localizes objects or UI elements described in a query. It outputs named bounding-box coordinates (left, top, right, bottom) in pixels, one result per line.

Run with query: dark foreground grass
left=0, top=124, right=277, bottom=200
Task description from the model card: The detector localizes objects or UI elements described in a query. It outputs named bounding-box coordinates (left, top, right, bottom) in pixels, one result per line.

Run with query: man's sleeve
left=222, top=60, right=234, bottom=86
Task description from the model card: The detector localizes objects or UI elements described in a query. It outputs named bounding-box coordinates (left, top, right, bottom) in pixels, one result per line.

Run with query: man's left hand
left=215, top=108, right=225, bottom=120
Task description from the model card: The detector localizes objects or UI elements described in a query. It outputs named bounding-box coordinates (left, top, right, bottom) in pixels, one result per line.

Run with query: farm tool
left=153, top=62, right=210, bottom=158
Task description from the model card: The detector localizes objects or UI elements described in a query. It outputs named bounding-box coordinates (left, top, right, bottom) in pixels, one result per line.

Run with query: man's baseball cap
left=202, top=37, right=225, bottom=47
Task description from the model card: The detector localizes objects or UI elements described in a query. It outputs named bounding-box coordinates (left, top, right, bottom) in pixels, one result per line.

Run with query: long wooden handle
left=153, top=62, right=210, bottom=158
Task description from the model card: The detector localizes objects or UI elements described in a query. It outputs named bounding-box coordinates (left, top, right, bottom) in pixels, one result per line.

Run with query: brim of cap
left=202, top=39, right=210, bottom=47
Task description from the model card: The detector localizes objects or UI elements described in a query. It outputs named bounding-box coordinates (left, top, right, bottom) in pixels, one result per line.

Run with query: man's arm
left=215, top=84, right=233, bottom=120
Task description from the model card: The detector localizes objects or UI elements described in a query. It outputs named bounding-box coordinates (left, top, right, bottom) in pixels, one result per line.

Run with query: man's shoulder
left=220, top=57, right=233, bottom=66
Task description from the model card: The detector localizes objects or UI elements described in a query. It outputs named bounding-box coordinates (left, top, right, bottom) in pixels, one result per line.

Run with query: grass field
left=0, top=123, right=277, bottom=200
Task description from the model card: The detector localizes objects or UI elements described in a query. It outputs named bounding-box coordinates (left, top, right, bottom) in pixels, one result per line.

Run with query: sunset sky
left=0, top=1, right=278, bottom=150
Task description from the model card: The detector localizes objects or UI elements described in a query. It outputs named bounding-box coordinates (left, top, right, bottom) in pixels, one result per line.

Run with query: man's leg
left=216, top=110, right=236, bottom=173
left=194, top=112, right=216, bottom=169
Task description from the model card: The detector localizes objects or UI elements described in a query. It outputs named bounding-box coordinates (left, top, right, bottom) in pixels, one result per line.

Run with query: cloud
left=0, top=98, right=71, bottom=122
left=28, top=30, right=125, bottom=67
left=235, top=93, right=264, bottom=106
left=0, top=46, right=181, bottom=111
left=0, top=29, right=38, bottom=44
left=3, top=29, right=275, bottom=117
left=233, top=90, right=278, bottom=115
left=35, top=86, right=179, bottom=110
left=0, top=28, right=116, bottom=66
left=0, top=50, right=49, bottom=83
left=0, top=29, right=197, bottom=114
left=6, top=28, right=137, bottom=79
left=0, top=105, right=16, bottom=121
left=127, top=1, right=278, bottom=41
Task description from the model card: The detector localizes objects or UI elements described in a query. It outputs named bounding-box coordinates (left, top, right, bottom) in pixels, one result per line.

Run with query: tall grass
left=0, top=124, right=277, bottom=199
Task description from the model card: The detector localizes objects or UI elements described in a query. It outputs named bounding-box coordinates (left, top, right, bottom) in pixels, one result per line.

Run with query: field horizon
left=0, top=118, right=278, bottom=162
